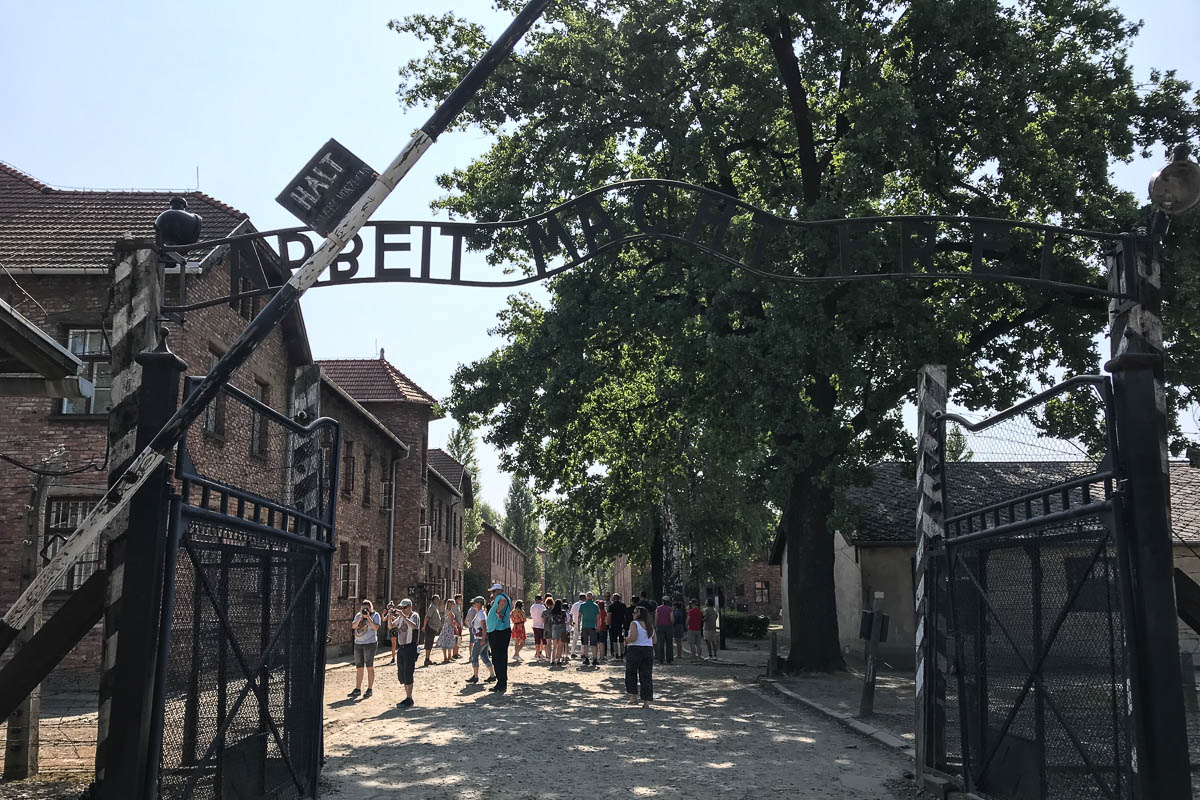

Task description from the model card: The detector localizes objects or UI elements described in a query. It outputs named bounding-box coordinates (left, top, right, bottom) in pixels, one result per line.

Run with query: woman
left=450, top=593, right=464, bottom=659
left=436, top=598, right=458, bottom=663
left=465, top=596, right=496, bottom=685
left=672, top=600, right=686, bottom=660
left=511, top=600, right=528, bottom=662
left=550, top=600, right=569, bottom=665
left=541, top=597, right=555, bottom=662
left=385, top=601, right=398, bottom=664
left=596, top=600, right=608, bottom=662
left=625, top=606, right=656, bottom=708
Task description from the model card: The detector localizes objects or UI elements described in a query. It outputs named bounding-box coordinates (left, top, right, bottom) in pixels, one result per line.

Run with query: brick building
left=0, top=162, right=313, bottom=673
left=425, top=448, right=473, bottom=602
left=471, top=520, right=525, bottom=598
left=729, top=556, right=781, bottom=617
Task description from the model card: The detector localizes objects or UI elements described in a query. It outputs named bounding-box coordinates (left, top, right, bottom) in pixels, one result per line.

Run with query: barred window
left=203, top=349, right=226, bottom=437
left=342, top=441, right=355, bottom=496
left=362, top=452, right=372, bottom=506
left=339, top=564, right=358, bottom=600
left=43, top=498, right=102, bottom=590
left=754, top=581, right=770, bottom=604
left=61, top=328, right=112, bottom=415
left=250, top=380, right=270, bottom=457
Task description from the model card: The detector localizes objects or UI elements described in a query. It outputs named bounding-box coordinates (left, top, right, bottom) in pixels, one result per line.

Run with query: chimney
left=379, top=347, right=385, bottom=361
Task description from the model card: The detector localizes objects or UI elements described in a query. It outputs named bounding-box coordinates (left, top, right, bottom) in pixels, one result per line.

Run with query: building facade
left=425, top=448, right=473, bottom=603
left=471, top=520, right=525, bottom=598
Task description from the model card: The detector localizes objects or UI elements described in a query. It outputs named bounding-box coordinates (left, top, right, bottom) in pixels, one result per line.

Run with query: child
left=511, top=600, right=528, bottom=662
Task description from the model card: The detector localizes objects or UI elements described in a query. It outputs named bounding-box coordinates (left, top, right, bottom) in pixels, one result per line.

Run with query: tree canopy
left=396, top=0, right=1200, bottom=669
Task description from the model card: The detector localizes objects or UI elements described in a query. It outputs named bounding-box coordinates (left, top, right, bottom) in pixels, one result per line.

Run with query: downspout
left=386, top=450, right=406, bottom=601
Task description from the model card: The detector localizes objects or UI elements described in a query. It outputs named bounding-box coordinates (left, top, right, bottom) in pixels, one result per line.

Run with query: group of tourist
left=345, top=585, right=721, bottom=709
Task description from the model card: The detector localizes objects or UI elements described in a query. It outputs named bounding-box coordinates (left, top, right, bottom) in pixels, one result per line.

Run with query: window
left=380, top=466, right=393, bottom=510
left=203, top=349, right=226, bottom=436
left=377, top=549, right=386, bottom=600
left=61, top=329, right=112, bottom=415
left=359, top=546, right=369, bottom=600
left=419, top=525, right=432, bottom=554
left=339, top=563, right=358, bottom=600
left=735, top=584, right=745, bottom=597
left=250, top=380, right=270, bottom=457
left=754, top=581, right=770, bottom=604
left=43, top=498, right=102, bottom=590
left=342, top=441, right=355, bottom=496
left=362, top=452, right=372, bottom=506
left=436, top=501, right=442, bottom=541
left=236, top=275, right=261, bottom=321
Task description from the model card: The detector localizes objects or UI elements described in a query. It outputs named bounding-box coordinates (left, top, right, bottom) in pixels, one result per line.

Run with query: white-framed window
left=339, top=563, right=358, bottom=600
left=379, top=474, right=393, bottom=510
left=419, top=525, right=432, bottom=554
left=61, top=329, right=111, bottom=415
left=43, top=498, right=102, bottom=590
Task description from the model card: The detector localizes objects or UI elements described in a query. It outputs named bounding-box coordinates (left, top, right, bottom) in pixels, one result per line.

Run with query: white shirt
left=470, top=607, right=488, bottom=637
left=628, top=620, right=653, bottom=647
left=529, top=603, right=547, bottom=628
left=570, top=600, right=583, bottom=622
left=392, top=611, right=420, bottom=646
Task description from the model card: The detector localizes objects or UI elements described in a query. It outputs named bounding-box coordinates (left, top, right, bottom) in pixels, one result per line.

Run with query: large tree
left=396, top=0, right=1199, bottom=669
left=502, top=474, right=544, bottom=597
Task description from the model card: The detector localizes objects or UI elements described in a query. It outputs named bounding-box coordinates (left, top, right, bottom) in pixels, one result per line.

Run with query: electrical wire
left=0, top=451, right=105, bottom=477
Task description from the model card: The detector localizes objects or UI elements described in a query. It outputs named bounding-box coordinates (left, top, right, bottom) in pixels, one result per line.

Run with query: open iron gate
left=149, top=378, right=340, bottom=800
left=929, top=376, right=1139, bottom=799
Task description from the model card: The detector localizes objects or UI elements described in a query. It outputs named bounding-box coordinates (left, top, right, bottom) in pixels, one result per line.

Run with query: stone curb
left=759, top=678, right=916, bottom=761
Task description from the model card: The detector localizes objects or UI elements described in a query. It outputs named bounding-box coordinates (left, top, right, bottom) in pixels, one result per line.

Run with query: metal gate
left=149, top=378, right=339, bottom=800
left=931, top=376, right=1138, bottom=799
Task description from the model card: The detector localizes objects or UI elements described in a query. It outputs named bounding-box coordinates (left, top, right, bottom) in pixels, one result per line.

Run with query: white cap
left=489, top=583, right=504, bottom=591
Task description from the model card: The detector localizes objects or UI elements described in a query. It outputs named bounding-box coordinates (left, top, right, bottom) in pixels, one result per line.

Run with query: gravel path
left=321, top=651, right=915, bottom=799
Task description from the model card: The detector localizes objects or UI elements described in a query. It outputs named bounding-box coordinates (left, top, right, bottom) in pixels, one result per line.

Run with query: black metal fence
left=149, top=378, right=339, bottom=800
left=933, top=376, right=1138, bottom=798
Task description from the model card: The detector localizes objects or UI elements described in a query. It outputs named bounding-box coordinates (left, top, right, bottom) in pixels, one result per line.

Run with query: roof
left=319, top=374, right=409, bottom=455
left=316, top=356, right=439, bottom=409
left=480, top=519, right=526, bottom=558
left=427, top=448, right=474, bottom=508
left=769, top=460, right=1200, bottom=561
left=0, top=294, right=82, bottom=378
left=0, top=162, right=247, bottom=271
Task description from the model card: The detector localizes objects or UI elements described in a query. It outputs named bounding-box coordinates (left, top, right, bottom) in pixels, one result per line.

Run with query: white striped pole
left=0, top=0, right=552, bottom=655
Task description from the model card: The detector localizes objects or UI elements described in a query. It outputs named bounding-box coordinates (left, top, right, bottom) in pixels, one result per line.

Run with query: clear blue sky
left=1, top=0, right=1197, bottom=507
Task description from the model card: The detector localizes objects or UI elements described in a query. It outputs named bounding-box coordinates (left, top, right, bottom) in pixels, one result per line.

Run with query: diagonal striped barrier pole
left=0, top=0, right=552, bottom=656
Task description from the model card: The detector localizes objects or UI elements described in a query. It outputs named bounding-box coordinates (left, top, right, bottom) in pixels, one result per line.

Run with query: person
left=654, top=597, right=674, bottom=665
left=607, top=593, right=627, bottom=659
left=451, top=593, right=465, bottom=659
left=672, top=600, right=686, bottom=660
left=385, top=601, right=398, bottom=664
left=436, top=598, right=458, bottom=663
left=390, top=597, right=420, bottom=706
left=686, top=599, right=703, bottom=659
left=702, top=597, right=719, bottom=659
left=543, top=597, right=556, bottom=663
left=465, top=596, right=496, bottom=685
left=511, top=600, right=528, bottom=662
left=569, top=593, right=585, bottom=659
left=529, top=595, right=547, bottom=660
left=640, top=594, right=658, bottom=617
left=486, top=583, right=513, bottom=693
left=625, top=606, right=656, bottom=708
left=421, top=595, right=444, bottom=667
left=464, top=594, right=481, bottom=658
left=596, top=599, right=608, bottom=662
left=550, top=599, right=568, bottom=665
left=348, top=599, right=381, bottom=698
left=578, top=591, right=600, bottom=666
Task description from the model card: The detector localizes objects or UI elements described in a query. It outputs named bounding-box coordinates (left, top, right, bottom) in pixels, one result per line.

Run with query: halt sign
left=276, top=139, right=377, bottom=236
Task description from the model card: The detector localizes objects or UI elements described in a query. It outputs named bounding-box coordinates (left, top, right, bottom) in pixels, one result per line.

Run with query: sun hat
left=473, top=596, right=486, bottom=604
left=489, top=583, right=504, bottom=591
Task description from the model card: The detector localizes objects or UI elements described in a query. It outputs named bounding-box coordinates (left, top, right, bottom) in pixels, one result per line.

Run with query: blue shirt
left=486, top=593, right=512, bottom=632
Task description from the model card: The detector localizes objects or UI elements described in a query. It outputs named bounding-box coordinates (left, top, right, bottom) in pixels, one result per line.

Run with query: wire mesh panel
left=933, top=376, right=1137, bottom=799
left=151, top=380, right=338, bottom=800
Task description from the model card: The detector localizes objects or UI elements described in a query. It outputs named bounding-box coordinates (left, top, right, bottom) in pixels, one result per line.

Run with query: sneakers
left=484, top=675, right=497, bottom=683
left=363, top=688, right=373, bottom=699
left=465, top=676, right=479, bottom=684
left=488, top=685, right=507, bottom=693
left=398, top=697, right=414, bottom=707
left=582, top=657, right=590, bottom=666
left=347, top=688, right=361, bottom=698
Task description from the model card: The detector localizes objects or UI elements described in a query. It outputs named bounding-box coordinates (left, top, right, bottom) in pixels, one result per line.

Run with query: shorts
left=581, top=628, right=597, bottom=646
left=551, top=624, right=566, bottom=641
left=609, top=627, right=624, bottom=643
left=533, top=627, right=545, bottom=645
left=396, top=642, right=417, bottom=685
left=703, top=629, right=718, bottom=642
left=353, top=641, right=378, bottom=667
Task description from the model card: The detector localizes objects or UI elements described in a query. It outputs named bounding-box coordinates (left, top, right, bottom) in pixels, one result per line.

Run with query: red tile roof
left=317, top=357, right=438, bottom=407
left=0, top=161, right=248, bottom=270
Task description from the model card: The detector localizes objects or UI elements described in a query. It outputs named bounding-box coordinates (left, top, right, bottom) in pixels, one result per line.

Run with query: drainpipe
left=385, top=450, right=406, bottom=601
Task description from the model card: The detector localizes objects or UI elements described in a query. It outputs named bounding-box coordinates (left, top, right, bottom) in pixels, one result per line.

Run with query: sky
left=1, top=0, right=1197, bottom=508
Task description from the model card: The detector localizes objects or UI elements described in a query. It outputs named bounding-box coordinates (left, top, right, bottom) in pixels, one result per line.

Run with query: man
left=421, top=595, right=443, bottom=667
left=578, top=591, right=600, bottom=666
left=390, top=598, right=421, bottom=706
left=348, top=599, right=380, bottom=698
left=607, top=593, right=627, bottom=660
left=529, top=594, right=548, bottom=660
left=569, top=593, right=585, bottom=659
left=655, top=597, right=675, bottom=665
left=702, top=597, right=720, bottom=659
left=485, top=583, right=513, bottom=693
left=466, top=596, right=496, bottom=685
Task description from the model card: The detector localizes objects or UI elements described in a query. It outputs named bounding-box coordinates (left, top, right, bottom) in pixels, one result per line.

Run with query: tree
left=445, top=425, right=485, bottom=566
left=945, top=424, right=974, bottom=463
left=396, top=1, right=1199, bottom=670
left=502, top=474, right=544, bottom=598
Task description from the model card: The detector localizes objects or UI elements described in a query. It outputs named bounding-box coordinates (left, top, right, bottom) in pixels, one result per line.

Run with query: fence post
left=860, top=592, right=885, bottom=717
left=1107, top=234, right=1191, bottom=797
left=913, top=364, right=947, bottom=781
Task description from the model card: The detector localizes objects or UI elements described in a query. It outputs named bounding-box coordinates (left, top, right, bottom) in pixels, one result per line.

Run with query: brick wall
left=468, top=525, right=524, bottom=600
left=425, top=471, right=465, bottom=607
left=730, top=558, right=783, bottom=618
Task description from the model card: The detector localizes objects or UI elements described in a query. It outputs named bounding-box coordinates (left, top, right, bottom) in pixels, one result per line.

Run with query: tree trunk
left=783, top=471, right=843, bottom=671
left=651, top=513, right=664, bottom=602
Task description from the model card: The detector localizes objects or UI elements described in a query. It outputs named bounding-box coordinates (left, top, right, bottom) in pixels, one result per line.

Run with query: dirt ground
left=320, top=646, right=917, bottom=799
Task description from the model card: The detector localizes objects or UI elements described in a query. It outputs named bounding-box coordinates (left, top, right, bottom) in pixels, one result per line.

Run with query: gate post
left=913, top=364, right=947, bottom=782
left=95, top=241, right=186, bottom=799
left=1107, top=234, right=1191, bottom=796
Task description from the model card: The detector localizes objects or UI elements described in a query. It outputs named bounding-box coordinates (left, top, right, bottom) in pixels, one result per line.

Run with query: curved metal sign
left=175, top=179, right=1133, bottom=299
